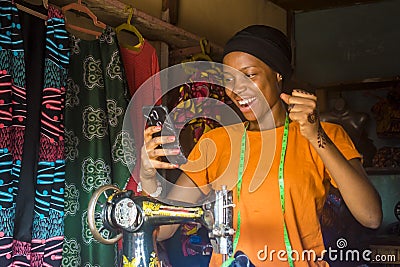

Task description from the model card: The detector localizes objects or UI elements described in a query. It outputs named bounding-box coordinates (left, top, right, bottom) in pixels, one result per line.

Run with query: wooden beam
left=269, top=0, right=382, bottom=12
left=50, top=0, right=223, bottom=56
left=316, top=76, right=400, bottom=91
left=170, top=46, right=202, bottom=58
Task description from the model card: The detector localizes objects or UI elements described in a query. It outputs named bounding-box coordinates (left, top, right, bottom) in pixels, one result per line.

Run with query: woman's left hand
left=280, top=89, right=320, bottom=142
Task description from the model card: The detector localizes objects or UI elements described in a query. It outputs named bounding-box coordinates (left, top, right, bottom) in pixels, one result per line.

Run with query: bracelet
left=149, top=180, right=163, bottom=198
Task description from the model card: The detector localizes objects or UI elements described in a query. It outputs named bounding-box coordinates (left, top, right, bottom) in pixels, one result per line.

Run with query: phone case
left=143, top=105, right=187, bottom=165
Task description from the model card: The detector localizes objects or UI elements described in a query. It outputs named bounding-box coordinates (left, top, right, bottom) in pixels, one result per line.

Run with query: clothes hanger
left=61, top=0, right=106, bottom=39
left=181, top=38, right=214, bottom=74
left=14, top=0, right=48, bottom=21
left=115, top=6, right=144, bottom=51
left=181, top=38, right=213, bottom=63
left=189, top=38, right=212, bottom=62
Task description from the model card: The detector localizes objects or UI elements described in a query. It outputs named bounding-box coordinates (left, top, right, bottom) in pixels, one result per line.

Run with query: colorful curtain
left=0, top=2, right=69, bottom=266
left=62, top=27, right=134, bottom=266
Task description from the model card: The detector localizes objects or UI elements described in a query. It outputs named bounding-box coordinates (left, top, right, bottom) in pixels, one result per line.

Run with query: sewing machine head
left=87, top=184, right=235, bottom=266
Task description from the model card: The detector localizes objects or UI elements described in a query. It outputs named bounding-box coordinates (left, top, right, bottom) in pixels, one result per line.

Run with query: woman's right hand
left=140, top=125, right=180, bottom=180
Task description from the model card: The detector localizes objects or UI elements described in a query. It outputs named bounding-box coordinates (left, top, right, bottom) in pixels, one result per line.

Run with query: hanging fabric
left=0, top=2, right=69, bottom=266
left=168, top=40, right=237, bottom=155
left=119, top=40, right=162, bottom=193
left=171, top=66, right=232, bottom=155
left=62, top=26, right=134, bottom=266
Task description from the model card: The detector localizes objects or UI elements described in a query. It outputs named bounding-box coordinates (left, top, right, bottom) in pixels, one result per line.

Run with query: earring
left=277, top=74, right=283, bottom=82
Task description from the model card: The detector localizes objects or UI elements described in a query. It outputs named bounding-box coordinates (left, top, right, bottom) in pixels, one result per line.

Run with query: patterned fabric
left=0, top=2, right=69, bottom=266
left=172, top=67, right=231, bottom=155
left=62, top=27, right=134, bottom=267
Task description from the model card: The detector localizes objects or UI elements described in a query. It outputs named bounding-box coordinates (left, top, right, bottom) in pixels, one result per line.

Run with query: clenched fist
left=280, top=89, right=328, bottom=147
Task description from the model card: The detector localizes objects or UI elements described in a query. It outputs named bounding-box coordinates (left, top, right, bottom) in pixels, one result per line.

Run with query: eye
left=246, top=73, right=256, bottom=79
left=223, top=73, right=235, bottom=87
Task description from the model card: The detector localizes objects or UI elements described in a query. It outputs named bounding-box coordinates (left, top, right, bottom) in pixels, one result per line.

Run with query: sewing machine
left=87, top=184, right=235, bottom=267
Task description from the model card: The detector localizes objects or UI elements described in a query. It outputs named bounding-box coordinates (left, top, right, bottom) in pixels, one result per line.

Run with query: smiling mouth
left=238, top=97, right=256, bottom=107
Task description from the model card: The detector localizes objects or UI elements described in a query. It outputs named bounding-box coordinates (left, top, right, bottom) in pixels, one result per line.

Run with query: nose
left=225, top=83, right=244, bottom=98
left=231, top=74, right=253, bottom=97
left=231, top=84, right=246, bottom=96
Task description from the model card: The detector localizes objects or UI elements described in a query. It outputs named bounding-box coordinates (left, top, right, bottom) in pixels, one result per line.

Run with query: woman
left=140, top=25, right=382, bottom=266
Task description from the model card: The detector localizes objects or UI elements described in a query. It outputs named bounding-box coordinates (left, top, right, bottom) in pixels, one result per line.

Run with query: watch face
left=395, top=201, right=400, bottom=221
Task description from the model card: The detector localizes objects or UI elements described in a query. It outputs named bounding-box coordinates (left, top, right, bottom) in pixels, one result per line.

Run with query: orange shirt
left=181, top=122, right=360, bottom=266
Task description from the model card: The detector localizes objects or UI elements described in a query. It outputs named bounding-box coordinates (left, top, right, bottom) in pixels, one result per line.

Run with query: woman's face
left=222, top=51, right=282, bottom=123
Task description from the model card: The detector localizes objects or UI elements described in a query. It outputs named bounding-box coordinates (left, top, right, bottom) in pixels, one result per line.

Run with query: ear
left=276, top=73, right=283, bottom=82
left=275, top=73, right=283, bottom=94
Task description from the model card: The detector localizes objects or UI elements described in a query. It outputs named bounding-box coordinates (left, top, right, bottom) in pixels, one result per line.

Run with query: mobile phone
left=143, top=105, right=187, bottom=166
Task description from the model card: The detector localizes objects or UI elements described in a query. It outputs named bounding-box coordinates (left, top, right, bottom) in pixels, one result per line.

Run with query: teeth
left=238, top=97, right=256, bottom=106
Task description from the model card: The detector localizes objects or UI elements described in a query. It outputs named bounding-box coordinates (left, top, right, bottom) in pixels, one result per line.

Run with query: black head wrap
left=223, top=25, right=293, bottom=79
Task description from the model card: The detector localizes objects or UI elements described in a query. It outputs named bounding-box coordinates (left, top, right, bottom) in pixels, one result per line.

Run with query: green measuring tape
left=222, top=115, right=293, bottom=267
left=278, top=115, right=294, bottom=267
